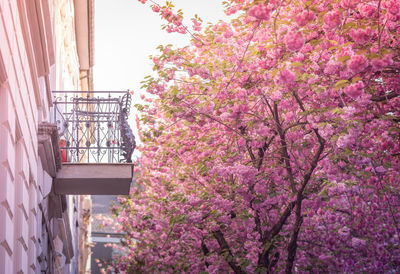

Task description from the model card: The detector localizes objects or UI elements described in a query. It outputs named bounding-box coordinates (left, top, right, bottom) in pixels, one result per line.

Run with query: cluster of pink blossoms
left=358, top=3, right=377, bottom=17
left=294, top=10, right=315, bottom=26
left=275, top=69, right=296, bottom=86
left=384, top=0, right=400, bottom=15
left=350, top=28, right=371, bottom=44
left=340, top=0, right=358, bottom=9
left=324, top=60, right=342, bottom=75
left=248, top=4, right=271, bottom=21
left=151, top=5, right=160, bottom=13
left=347, top=55, right=369, bottom=74
left=285, top=31, right=305, bottom=52
left=191, top=18, right=202, bottom=31
left=323, top=11, right=342, bottom=29
left=344, top=81, right=365, bottom=99
left=371, top=55, right=393, bottom=71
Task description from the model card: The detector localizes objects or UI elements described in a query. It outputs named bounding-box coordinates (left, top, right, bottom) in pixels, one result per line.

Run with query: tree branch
left=273, top=102, right=297, bottom=193
left=246, top=140, right=257, bottom=164
left=285, top=209, right=303, bottom=274
left=285, top=90, right=326, bottom=273
left=371, top=91, right=399, bottom=102
left=213, top=229, right=246, bottom=274
left=257, top=134, right=277, bottom=170
left=201, top=239, right=210, bottom=267
left=265, top=201, right=296, bottom=243
left=223, top=21, right=261, bottom=92
left=258, top=201, right=296, bottom=269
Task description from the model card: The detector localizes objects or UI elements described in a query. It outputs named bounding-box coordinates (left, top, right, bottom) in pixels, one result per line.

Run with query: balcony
left=51, top=91, right=135, bottom=195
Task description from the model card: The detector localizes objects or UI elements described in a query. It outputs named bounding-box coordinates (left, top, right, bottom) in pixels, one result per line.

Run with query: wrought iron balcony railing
left=52, top=91, right=136, bottom=163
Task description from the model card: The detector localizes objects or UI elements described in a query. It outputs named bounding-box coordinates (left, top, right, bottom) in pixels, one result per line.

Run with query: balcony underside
left=54, top=163, right=133, bottom=195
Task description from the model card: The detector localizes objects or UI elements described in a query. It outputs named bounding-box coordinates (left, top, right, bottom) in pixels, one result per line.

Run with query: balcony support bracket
left=38, top=122, right=62, bottom=177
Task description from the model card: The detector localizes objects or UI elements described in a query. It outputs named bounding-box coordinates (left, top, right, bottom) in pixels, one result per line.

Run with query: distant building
left=91, top=195, right=121, bottom=274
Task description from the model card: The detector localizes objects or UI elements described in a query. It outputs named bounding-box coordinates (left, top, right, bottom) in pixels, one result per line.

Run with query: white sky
left=94, top=0, right=229, bottom=92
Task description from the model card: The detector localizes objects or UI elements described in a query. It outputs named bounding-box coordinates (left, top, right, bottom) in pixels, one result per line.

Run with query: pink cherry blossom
left=338, top=226, right=351, bottom=237
left=384, top=0, right=400, bottom=15
left=341, top=0, right=358, bottom=9
left=344, top=81, right=364, bottom=99
left=358, top=3, right=377, bottom=18
left=285, top=31, right=305, bottom=52
left=350, top=28, right=371, bottom=44
left=248, top=4, right=271, bottom=21
left=191, top=18, right=202, bottom=31
left=323, top=11, right=342, bottom=29
left=294, top=10, right=315, bottom=26
left=324, top=60, right=342, bottom=75
left=347, top=55, right=369, bottom=74
left=275, top=69, right=296, bottom=86
left=351, top=237, right=367, bottom=249
left=375, top=166, right=387, bottom=174
left=151, top=5, right=160, bottom=13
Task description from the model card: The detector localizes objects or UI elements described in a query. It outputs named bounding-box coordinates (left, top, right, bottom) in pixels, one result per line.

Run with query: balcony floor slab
left=54, top=163, right=133, bottom=195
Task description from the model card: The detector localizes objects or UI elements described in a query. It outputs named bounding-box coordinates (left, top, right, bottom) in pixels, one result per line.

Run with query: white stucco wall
left=0, top=0, right=81, bottom=272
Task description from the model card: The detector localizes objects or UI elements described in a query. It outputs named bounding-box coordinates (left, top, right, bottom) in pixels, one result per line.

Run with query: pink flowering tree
left=107, top=0, right=400, bottom=272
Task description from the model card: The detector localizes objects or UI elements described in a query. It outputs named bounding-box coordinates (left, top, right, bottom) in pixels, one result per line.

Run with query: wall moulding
left=0, top=51, right=7, bottom=84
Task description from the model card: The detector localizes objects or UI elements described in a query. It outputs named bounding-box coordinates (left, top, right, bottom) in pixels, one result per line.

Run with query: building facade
left=0, top=0, right=93, bottom=272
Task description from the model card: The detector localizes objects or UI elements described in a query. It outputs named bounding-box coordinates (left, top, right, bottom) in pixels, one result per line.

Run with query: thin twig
left=223, top=20, right=261, bottom=92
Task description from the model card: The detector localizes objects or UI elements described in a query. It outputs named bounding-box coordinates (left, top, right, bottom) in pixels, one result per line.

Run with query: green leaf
left=335, top=79, right=349, bottom=90
left=134, top=104, right=144, bottom=111
left=381, top=48, right=393, bottom=55
left=291, top=61, right=304, bottom=67
left=332, top=108, right=342, bottom=115
left=338, top=55, right=350, bottom=63
left=318, top=188, right=328, bottom=197
left=328, top=46, right=337, bottom=51
left=368, top=52, right=381, bottom=59
left=271, top=68, right=279, bottom=77
left=343, top=22, right=356, bottom=29
left=356, top=48, right=368, bottom=55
